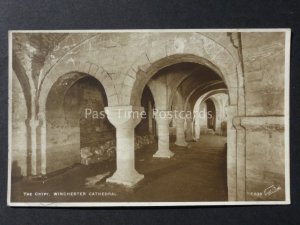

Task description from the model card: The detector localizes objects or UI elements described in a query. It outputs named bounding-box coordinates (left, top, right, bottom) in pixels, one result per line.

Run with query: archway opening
left=130, top=56, right=232, bottom=201
left=45, top=73, right=115, bottom=174
left=205, top=98, right=216, bottom=131
left=136, top=85, right=155, bottom=136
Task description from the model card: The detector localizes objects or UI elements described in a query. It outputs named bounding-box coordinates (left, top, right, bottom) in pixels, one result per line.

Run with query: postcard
left=8, top=29, right=290, bottom=206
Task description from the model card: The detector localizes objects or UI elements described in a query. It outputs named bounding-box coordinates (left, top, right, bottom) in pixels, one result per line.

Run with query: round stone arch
left=183, top=81, right=225, bottom=112
left=12, top=67, right=32, bottom=117
left=134, top=57, right=236, bottom=111
left=204, top=94, right=228, bottom=134
left=148, top=69, right=196, bottom=111
left=193, top=89, right=229, bottom=115
left=37, top=66, right=114, bottom=175
left=192, top=89, right=228, bottom=138
left=127, top=33, right=240, bottom=107
left=129, top=53, right=237, bottom=106
left=38, top=60, right=118, bottom=116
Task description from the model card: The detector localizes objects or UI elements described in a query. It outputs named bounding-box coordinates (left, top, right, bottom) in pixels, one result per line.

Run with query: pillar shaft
left=105, top=106, right=144, bottom=187
left=115, top=126, right=135, bottom=174
left=28, top=118, right=38, bottom=176
left=226, top=105, right=238, bottom=201
left=194, top=115, right=201, bottom=141
left=175, top=118, right=188, bottom=147
left=233, top=117, right=246, bottom=201
left=186, top=118, right=194, bottom=141
left=153, top=111, right=174, bottom=158
left=38, top=113, right=47, bottom=175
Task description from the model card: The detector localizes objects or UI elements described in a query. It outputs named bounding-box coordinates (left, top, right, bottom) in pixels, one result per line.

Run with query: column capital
left=174, top=116, right=186, bottom=124
left=232, top=117, right=244, bottom=131
left=105, top=105, right=144, bottom=128
left=154, top=110, right=173, bottom=124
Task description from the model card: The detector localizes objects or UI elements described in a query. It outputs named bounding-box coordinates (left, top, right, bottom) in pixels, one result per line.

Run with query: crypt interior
left=10, top=32, right=286, bottom=202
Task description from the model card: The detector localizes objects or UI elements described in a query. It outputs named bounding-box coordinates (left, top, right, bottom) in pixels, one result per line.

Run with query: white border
left=284, top=29, right=291, bottom=204
left=7, top=29, right=291, bottom=207
left=8, top=28, right=290, bottom=33
left=8, top=30, right=12, bottom=207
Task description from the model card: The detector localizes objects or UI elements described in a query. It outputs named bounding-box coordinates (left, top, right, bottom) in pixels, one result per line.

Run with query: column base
left=175, top=141, right=188, bottom=147
left=106, top=170, right=144, bottom=187
left=186, top=138, right=194, bottom=142
left=153, top=149, right=174, bottom=158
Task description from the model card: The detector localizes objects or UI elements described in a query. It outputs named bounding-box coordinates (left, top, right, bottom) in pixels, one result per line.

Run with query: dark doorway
left=205, top=98, right=216, bottom=131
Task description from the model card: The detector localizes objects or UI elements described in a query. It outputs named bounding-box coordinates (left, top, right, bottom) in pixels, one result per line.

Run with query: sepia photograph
left=8, top=29, right=290, bottom=206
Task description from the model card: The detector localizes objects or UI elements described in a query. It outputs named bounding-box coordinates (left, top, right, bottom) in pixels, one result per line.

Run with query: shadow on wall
left=11, top=160, right=23, bottom=182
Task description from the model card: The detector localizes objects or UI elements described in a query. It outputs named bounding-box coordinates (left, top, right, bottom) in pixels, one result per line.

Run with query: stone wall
left=81, top=139, right=116, bottom=165
left=211, top=93, right=228, bottom=135
left=241, top=32, right=286, bottom=200
left=242, top=117, right=285, bottom=201
left=77, top=78, right=115, bottom=148
left=11, top=72, right=28, bottom=177
left=46, top=76, right=115, bottom=173
left=242, top=32, right=285, bottom=116
left=46, top=116, right=80, bottom=173
left=81, top=135, right=154, bottom=165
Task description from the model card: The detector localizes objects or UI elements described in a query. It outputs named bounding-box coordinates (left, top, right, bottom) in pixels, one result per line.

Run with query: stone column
left=194, top=115, right=201, bottom=141
left=153, top=110, right=174, bottom=158
left=226, top=105, right=238, bottom=201
left=105, top=106, right=144, bottom=187
left=185, top=117, right=194, bottom=141
left=233, top=117, right=246, bottom=201
left=27, top=117, right=38, bottom=176
left=174, top=117, right=188, bottom=147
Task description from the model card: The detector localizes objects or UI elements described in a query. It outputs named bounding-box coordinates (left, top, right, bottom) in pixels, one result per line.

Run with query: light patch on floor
left=85, top=172, right=110, bottom=188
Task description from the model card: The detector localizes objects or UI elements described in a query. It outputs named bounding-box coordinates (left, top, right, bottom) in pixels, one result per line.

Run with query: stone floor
left=11, top=135, right=228, bottom=202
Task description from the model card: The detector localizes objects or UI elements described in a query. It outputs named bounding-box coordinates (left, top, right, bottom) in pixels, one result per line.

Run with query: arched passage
left=192, top=89, right=228, bottom=139
left=43, top=72, right=113, bottom=174
left=203, top=93, right=229, bottom=135
left=136, top=85, right=155, bottom=136
left=129, top=51, right=243, bottom=201
left=193, top=93, right=228, bottom=137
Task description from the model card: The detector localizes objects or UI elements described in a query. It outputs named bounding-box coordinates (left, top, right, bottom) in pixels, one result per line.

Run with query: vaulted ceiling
left=13, top=33, right=69, bottom=87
